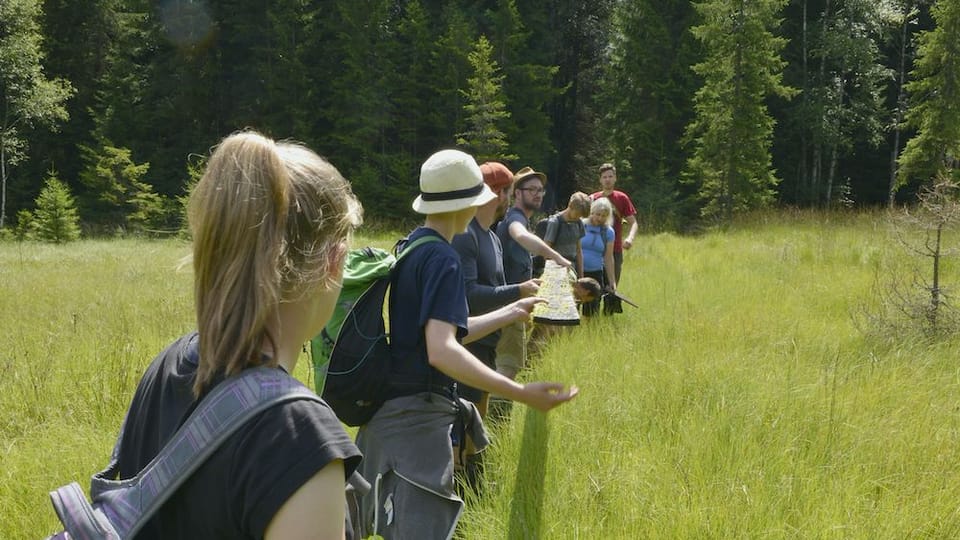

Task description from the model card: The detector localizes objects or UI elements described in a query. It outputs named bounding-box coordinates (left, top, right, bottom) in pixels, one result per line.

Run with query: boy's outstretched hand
left=519, top=382, right=579, bottom=412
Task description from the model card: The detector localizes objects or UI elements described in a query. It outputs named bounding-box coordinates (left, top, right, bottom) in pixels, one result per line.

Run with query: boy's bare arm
left=426, top=320, right=578, bottom=411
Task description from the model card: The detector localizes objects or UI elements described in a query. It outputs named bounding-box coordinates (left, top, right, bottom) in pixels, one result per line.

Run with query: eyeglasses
left=517, top=187, right=545, bottom=195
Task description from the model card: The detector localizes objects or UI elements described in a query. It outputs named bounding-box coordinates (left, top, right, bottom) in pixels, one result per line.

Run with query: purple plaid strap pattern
left=48, top=367, right=321, bottom=540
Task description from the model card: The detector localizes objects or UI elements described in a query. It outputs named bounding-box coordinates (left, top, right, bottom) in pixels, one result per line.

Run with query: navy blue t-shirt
left=496, top=207, right=532, bottom=284
left=386, top=227, right=469, bottom=398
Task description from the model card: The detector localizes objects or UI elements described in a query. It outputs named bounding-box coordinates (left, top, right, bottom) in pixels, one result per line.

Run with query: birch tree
left=0, top=0, right=73, bottom=228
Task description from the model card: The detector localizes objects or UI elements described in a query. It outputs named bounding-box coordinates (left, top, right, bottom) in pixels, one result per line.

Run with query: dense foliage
left=0, top=0, right=955, bottom=232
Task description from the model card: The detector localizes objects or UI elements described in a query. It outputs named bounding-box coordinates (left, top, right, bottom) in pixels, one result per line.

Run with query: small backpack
left=45, top=367, right=322, bottom=540
left=533, top=213, right=556, bottom=243
left=310, top=235, right=441, bottom=426
left=532, top=214, right=558, bottom=278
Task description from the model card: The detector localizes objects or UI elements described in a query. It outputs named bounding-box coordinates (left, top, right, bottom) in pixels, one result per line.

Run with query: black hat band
left=420, top=182, right=484, bottom=201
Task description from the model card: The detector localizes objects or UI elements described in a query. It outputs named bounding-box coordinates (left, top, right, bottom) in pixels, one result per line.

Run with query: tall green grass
left=460, top=211, right=960, bottom=538
left=0, top=233, right=386, bottom=537
left=0, top=239, right=194, bottom=536
left=4, top=215, right=960, bottom=538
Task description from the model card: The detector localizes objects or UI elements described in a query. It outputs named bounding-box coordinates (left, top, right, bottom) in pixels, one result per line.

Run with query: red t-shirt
left=590, top=190, right=636, bottom=253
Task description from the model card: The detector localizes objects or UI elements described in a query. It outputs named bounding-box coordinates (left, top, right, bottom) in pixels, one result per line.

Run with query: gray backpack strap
left=50, top=367, right=321, bottom=539
left=540, top=213, right=558, bottom=245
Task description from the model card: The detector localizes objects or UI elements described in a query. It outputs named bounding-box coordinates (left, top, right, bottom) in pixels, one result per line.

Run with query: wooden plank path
left=532, top=260, right=580, bottom=326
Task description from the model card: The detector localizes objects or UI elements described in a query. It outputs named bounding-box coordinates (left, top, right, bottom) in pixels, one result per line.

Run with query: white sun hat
left=412, top=149, right=497, bottom=214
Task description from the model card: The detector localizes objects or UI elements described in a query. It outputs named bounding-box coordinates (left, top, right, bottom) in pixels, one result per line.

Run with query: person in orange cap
left=451, top=162, right=542, bottom=414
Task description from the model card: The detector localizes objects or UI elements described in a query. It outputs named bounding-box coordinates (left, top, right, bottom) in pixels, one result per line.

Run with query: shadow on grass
left=507, top=406, right=548, bottom=539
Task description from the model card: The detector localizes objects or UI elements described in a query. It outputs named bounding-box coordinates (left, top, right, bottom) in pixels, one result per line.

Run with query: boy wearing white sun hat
left=353, top=149, right=578, bottom=538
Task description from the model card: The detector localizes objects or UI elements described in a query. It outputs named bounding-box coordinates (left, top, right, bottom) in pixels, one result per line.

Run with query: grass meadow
left=4, top=211, right=960, bottom=538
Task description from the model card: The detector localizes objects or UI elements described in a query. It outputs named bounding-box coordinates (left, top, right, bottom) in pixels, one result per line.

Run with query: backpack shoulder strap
left=544, top=213, right=562, bottom=244
left=90, top=367, right=321, bottom=538
left=395, top=234, right=443, bottom=263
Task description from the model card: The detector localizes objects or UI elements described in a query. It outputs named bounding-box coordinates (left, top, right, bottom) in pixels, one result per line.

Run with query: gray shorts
left=494, top=321, right=527, bottom=372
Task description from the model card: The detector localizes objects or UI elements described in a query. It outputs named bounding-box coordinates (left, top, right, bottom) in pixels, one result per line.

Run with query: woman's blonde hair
left=187, top=130, right=362, bottom=396
left=585, top=197, right=613, bottom=228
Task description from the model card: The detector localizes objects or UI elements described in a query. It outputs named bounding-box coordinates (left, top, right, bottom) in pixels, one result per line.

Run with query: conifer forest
left=1, top=0, right=958, bottom=233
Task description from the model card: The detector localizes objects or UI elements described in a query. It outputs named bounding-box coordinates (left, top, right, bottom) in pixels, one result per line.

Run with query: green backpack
left=310, top=235, right=440, bottom=425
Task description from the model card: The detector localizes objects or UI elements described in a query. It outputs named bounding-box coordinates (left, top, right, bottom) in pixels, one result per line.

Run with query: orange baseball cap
left=479, top=162, right=514, bottom=193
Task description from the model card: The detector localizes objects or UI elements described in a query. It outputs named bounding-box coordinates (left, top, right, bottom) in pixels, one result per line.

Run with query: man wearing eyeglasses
left=494, top=166, right=571, bottom=381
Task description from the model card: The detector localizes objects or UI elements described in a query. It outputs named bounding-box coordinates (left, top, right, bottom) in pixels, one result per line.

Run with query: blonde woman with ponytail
left=114, top=131, right=363, bottom=539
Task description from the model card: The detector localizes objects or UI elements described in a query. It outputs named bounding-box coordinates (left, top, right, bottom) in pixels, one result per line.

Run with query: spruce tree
left=33, top=170, right=80, bottom=243
left=79, top=142, right=163, bottom=233
left=683, top=0, right=795, bottom=222
left=316, top=0, right=405, bottom=219
left=457, top=35, right=517, bottom=163
left=898, top=0, right=960, bottom=185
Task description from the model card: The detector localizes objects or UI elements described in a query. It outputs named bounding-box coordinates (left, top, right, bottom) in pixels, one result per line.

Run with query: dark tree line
left=1, top=0, right=956, bottom=235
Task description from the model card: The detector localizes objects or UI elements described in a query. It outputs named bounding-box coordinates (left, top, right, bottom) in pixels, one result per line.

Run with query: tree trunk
left=889, top=2, right=912, bottom=208
left=1, top=135, right=6, bottom=230
left=722, top=0, right=746, bottom=224
left=812, top=0, right=832, bottom=207
left=798, top=0, right=809, bottom=204
left=826, top=58, right=845, bottom=207
left=826, top=143, right=838, bottom=207
left=929, top=223, right=943, bottom=331
left=812, top=144, right=821, bottom=206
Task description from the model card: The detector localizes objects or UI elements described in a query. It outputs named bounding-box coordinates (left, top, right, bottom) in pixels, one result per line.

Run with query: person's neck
left=423, top=215, right=458, bottom=242
left=515, top=204, right=533, bottom=219
left=264, top=294, right=330, bottom=375
left=261, top=324, right=301, bottom=375
left=475, top=207, right=495, bottom=230
left=602, top=188, right=614, bottom=196
left=273, top=345, right=298, bottom=374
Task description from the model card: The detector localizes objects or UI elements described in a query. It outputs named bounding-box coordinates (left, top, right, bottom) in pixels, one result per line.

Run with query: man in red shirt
left=590, top=163, right=638, bottom=286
